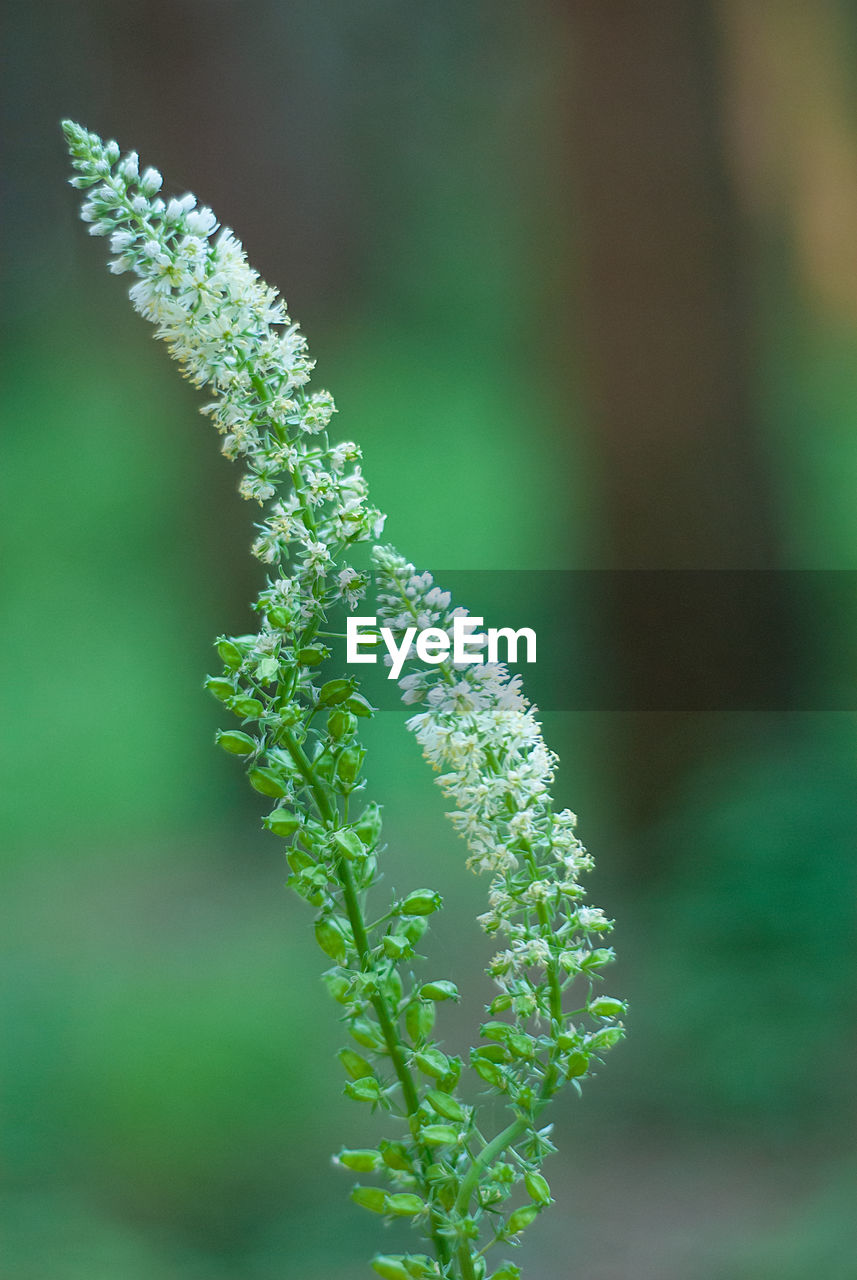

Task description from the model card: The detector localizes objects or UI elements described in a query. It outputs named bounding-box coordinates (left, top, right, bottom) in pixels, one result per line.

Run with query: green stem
left=453, top=1115, right=530, bottom=1219
left=456, top=1241, right=479, bottom=1280
left=537, top=901, right=563, bottom=1025
left=280, top=729, right=452, bottom=1270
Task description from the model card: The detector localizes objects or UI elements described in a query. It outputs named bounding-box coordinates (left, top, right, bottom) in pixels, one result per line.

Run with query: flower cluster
left=64, top=120, right=383, bottom=603
left=65, top=122, right=624, bottom=1280
left=374, top=545, right=625, bottom=1105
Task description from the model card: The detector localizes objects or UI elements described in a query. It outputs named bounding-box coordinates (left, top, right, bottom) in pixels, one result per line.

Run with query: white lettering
left=381, top=626, right=418, bottom=680
left=453, top=615, right=486, bottom=665
left=415, top=627, right=451, bottom=664
left=487, top=626, right=537, bottom=664
left=346, top=616, right=379, bottom=664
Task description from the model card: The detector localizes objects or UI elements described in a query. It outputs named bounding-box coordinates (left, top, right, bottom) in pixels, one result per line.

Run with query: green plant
left=63, top=120, right=624, bottom=1280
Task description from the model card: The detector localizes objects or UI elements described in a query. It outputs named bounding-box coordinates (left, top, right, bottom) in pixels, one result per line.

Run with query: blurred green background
left=2, top=3, right=856, bottom=1277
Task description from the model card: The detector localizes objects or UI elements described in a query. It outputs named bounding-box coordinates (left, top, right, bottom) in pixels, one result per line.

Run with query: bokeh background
left=2, top=3, right=856, bottom=1277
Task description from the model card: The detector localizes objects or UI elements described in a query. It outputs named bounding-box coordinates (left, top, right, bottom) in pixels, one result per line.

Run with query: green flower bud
left=324, top=972, right=351, bottom=1004
left=379, top=1141, right=411, bottom=1171
left=437, top=1057, right=462, bottom=1093
left=205, top=676, right=234, bottom=702
left=248, top=767, right=288, bottom=798
left=382, top=934, right=412, bottom=960
left=425, top=1090, right=466, bottom=1122
left=506, top=1204, right=540, bottom=1235
left=216, top=729, right=256, bottom=755
left=216, top=637, right=243, bottom=670
left=327, top=708, right=357, bottom=740
left=264, top=808, right=300, bottom=837
left=345, top=1077, right=381, bottom=1103
left=414, top=1048, right=449, bottom=1080
left=274, top=699, right=302, bottom=725
left=565, top=1050, right=589, bottom=1078
left=400, top=889, right=442, bottom=916
left=318, top=678, right=353, bottom=706
left=419, top=981, right=459, bottom=1002
left=473, top=1043, right=508, bottom=1064
left=254, top=655, right=279, bottom=684
left=489, top=993, right=513, bottom=1014
left=315, top=918, right=347, bottom=963
left=588, top=996, right=626, bottom=1018
left=314, top=752, right=335, bottom=782
left=338, top=1048, right=373, bottom=1080
left=419, top=1124, right=459, bottom=1147
left=230, top=696, right=263, bottom=718
left=337, top=746, right=364, bottom=783
left=266, top=605, right=292, bottom=628
left=338, top=1148, right=382, bottom=1172
left=297, top=645, right=326, bottom=666
left=472, top=1058, right=504, bottom=1087
left=480, top=1022, right=512, bottom=1042
left=402, top=916, right=428, bottom=944
left=351, top=1186, right=387, bottom=1214
left=385, top=1193, right=425, bottom=1217
left=331, top=829, right=364, bottom=861
left=355, top=802, right=383, bottom=845
left=346, top=692, right=376, bottom=717
left=287, top=848, right=315, bottom=874
left=582, top=947, right=615, bottom=971
left=402, top=1256, right=434, bottom=1278
left=492, top=1267, right=521, bottom=1280
left=524, top=1172, right=552, bottom=1205
left=587, top=1026, right=624, bottom=1051
left=349, top=1019, right=385, bottom=1051
left=372, top=1259, right=410, bottom=1280
left=405, top=1000, right=435, bottom=1043
left=507, top=1032, right=535, bottom=1060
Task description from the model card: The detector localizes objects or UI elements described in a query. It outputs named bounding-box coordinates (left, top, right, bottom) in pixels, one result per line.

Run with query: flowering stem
left=64, top=123, right=626, bottom=1280
left=454, top=1115, right=530, bottom=1219
left=280, top=726, right=453, bottom=1271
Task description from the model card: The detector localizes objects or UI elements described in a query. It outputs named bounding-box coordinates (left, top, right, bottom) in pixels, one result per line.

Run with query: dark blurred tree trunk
left=560, top=1, right=795, bottom=835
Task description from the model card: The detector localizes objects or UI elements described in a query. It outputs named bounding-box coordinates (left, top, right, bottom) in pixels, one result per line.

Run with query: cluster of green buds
left=64, top=122, right=624, bottom=1280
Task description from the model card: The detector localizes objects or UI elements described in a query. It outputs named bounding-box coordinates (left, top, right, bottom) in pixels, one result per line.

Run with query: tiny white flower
left=186, top=206, right=217, bottom=236
left=140, top=166, right=162, bottom=196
